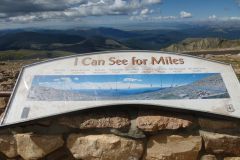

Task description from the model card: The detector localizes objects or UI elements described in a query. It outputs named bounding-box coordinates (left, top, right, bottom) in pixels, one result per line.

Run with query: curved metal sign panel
left=2, top=51, right=240, bottom=126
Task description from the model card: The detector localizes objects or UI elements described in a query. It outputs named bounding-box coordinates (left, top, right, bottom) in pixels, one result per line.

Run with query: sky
left=0, top=0, right=239, bottom=29
left=32, top=73, right=215, bottom=90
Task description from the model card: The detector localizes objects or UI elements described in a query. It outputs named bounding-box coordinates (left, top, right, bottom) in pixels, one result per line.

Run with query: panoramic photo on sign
left=1, top=51, right=240, bottom=125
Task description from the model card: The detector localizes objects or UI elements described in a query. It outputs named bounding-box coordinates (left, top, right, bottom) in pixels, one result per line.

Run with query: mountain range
left=164, top=38, right=240, bottom=52
left=0, top=26, right=240, bottom=59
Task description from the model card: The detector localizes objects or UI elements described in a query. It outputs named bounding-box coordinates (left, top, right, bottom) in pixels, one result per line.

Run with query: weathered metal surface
left=1, top=51, right=240, bottom=126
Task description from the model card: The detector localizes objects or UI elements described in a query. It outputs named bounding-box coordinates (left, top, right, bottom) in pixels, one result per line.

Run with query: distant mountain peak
left=163, top=37, right=240, bottom=52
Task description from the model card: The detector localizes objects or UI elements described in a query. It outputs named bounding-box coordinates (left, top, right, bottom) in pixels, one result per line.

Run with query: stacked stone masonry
left=0, top=102, right=239, bottom=160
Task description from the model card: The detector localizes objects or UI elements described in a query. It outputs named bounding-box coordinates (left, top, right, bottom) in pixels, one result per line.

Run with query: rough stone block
left=67, top=134, right=144, bottom=160
left=58, top=110, right=130, bottom=129
left=137, top=110, right=195, bottom=132
left=0, top=135, right=18, bottom=158
left=224, top=158, right=240, bottom=160
left=144, top=134, right=202, bottom=160
left=200, top=131, right=240, bottom=156
left=15, top=133, right=64, bottom=160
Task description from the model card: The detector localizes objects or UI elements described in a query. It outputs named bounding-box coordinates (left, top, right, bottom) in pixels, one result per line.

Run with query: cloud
left=53, top=78, right=61, bottom=82
left=132, top=10, right=138, bottom=15
left=123, top=78, right=142, bottom=82
left=209, top=16, right=240, bottom=21
left=8, top=15, right=39, bottom=22
left=130, top=7, right=152, bottom=20
left=74, top=77, right=80, bottom=80
left=60, top=77, right=73, bottom=83
left=208, top=14, right=217, bottom=19
left=153, top=15, right=176, bottom=20
left=131, top=10, right=179, bottom=21
left=140, top=8, right=150, bottom=15
left=39, top=77, right=152, bottom=90
left=130, top=13, right=177, bottom=21
left=229, top=16, right=240, bottom=20
left=41, top=81, right=152, bottom=90
left=0, top=13, right=6, bottom=18
left=143, top=0, right=161, bottom=4
left=180, top=11, right=192, bottom=18
left=38, top=76, right=187, bottom=90
left=0, top=0, right=162, bottom=23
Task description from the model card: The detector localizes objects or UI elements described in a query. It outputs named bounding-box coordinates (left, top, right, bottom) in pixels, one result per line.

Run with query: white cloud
left=37, top=75, right=190, bottom=90
left=4, top=0, right=163, bottom=23
left=74, top=77, right=80, bottom=80
left=180, top=11, right=192, bottom=18
left=38, top=77, right=187, bottom=90
left=53, top=78, right=61, bottom=82
left=229, top=16, right=240, bottom=20
left=140, top=8, right=149, bottom=15
left=111, top=0, right=127, bottom=11
left=130, top=14, right=176, bottom=21
left=150, top=9, right=154, bottom=13
left=123, top=78, right=142, bottom=82
left=208, top=14, right=217, bottom=19
left=7, top=11, right=68, bottom=23
left=8, top=15, right=39, bottom=22
left=153, top=15, right=176, bottom=20
left=212, top=16, right=240, bottom=21
left=39, top=78, right=152, bottom=90
left=132, top=10, right=138, bottom=15
left=0, top=13, right=6, bottom=18
left=143, top=0, right=162, bottom=4
left=60, top=77, right=72, bottom=83
left=130, top=8, right=151, bottom=20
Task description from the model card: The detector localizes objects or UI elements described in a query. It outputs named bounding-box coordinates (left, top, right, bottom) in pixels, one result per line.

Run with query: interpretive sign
left=2, top=51, right=240, bottom=126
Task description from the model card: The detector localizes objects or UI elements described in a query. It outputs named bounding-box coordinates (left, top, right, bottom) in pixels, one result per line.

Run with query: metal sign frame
left=1, top=50, right=240, bottom=127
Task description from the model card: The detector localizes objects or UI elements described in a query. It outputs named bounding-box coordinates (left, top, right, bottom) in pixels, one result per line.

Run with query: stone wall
left=0, top=98, right=240, bottom=160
